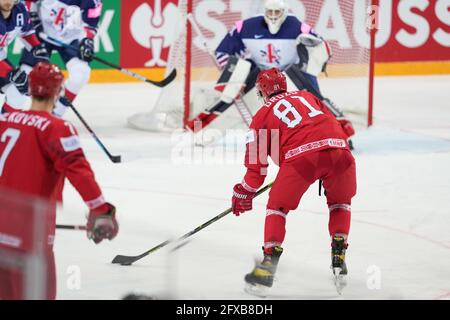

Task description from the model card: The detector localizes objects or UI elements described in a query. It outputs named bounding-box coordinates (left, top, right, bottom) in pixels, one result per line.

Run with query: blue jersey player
left=215, top=0, right=322, bottom=91
left=15, top=0, right=102, bottom=117
left=0, top=0, right=49, bottom=113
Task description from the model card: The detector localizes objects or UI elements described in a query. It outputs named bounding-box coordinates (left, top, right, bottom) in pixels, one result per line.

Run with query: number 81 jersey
left=245, top=90, right=350, bottom=169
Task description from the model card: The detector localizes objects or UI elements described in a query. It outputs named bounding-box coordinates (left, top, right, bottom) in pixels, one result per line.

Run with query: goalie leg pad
left=215, top=56, right=251, bottom=104
left=285, top=64, right=323, bottom=98
left=285, top=65, right=346, bottom=119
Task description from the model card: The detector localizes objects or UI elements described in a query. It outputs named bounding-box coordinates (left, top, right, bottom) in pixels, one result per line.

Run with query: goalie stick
left=185, top=14, right=254, bottom=132
left=38, top=33, right=177, bottom=88
left=111, top=182, right=273, bottom=266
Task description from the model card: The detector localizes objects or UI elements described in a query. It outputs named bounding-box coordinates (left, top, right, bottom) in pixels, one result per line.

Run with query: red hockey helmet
left=29, top=62, right=64, bottom=99
left=256, top=68, right=287, bottom=100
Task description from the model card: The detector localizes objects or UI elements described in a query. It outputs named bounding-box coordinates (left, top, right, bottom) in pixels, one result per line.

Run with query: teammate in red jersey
left=0, top=62, right=118, bottom=300
left=231, top=68, right=356, bottom=294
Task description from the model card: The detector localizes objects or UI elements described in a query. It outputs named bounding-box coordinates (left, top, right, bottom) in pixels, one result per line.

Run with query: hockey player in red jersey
left=231, top=68, right=356, bottom=295
left=0, top=62, right=118, bottom=300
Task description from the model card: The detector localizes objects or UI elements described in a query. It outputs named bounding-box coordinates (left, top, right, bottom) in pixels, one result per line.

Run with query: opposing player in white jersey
left=13, top=0, right=103, bottom=117
left=187, top=0, right=355, bottom=147
left=0, top=0, right=49, bottom=113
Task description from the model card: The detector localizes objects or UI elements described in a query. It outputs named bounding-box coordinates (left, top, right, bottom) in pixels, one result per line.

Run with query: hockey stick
left=67, top=100, right=122, bottom=163
left=38, top=33, right=177, bottom=88
left=111, top=182, right=274, bottom=266
left=56, top=224, right=86, bottom=231
left=186, top=14, right=253, bottom=130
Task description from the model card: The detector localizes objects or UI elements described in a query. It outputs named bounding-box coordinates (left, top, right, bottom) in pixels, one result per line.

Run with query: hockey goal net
left=128, top=0, right=376, bottom=133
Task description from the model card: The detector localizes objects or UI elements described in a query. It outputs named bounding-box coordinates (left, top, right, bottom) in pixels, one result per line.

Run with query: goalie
left=186, top=0, right=355, bottom=146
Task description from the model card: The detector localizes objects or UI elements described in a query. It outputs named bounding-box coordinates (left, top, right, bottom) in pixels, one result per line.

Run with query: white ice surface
left=47, top=76, right=450, bottom=300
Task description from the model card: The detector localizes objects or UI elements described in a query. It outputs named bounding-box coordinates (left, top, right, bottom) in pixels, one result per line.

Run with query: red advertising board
left=375, top=0, right=450, bottom=62
left=120, top=0, right=180, bottom=68
left=119, top=0, right=450, bottom=69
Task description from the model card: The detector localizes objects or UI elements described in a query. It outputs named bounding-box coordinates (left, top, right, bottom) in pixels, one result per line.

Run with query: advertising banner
left=6, top=0, right=449, bottom=81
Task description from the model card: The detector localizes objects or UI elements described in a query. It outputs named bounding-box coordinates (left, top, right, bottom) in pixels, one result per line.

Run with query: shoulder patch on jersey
left=0, top=232, right=22, bottom=248
left=60, top=135, right=81, bottom=152
left=245, top=130, right=255, bottom=144
left=301, top=22, right=312, bottom=34
left=88, top=3, right=103, bottom=18
left=235, top=20, right=244, bottom=34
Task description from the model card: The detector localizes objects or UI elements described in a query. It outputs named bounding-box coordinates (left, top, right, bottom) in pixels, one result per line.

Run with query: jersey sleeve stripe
left=85, top=195, right=106, bottom=209
left=235, top=20, right=244, bottom=33
left=87, top=3, right=103, bottom=19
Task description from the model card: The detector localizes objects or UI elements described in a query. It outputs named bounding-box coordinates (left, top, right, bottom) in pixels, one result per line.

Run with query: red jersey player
left=231, top=68, right=357, bottom=295
left=0, top=62, right=118, bottom=300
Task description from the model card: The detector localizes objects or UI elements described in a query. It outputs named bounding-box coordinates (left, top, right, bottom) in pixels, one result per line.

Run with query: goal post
left=128, top=0, right=376, bottom=132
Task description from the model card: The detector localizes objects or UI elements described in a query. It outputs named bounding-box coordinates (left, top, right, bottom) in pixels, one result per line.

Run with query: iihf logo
left=260, top=44, right=281, bottom=65
left=50, top=8, right=66, bottom=30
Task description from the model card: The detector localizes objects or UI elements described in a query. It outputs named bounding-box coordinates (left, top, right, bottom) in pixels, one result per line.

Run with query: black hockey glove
left=8, top=68, right=29, bottom=95
left=29, top=11, right=42, bottom=28
left=79, top=38, right=95, bottom=62
left=31, top=43, right=50, bottom=63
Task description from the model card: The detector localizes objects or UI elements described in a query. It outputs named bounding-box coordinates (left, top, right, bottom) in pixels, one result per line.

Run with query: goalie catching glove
left=232, top=183, right=256, bottom=216
left=87, top=202, right=119, bottom=244
left=296, top=33, right=331, bottom=76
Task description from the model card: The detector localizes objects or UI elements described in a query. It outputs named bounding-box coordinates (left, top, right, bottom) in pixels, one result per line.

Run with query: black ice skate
left=331, top=235, right=348, bottom=295
left=244, top=246, right=283, bottom=297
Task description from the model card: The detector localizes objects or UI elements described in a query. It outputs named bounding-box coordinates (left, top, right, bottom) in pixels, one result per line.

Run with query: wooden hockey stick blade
left=112, top=240, right=170, bottom=266
left=111, top=252, right=148, bottom=266
left=67, top=103, right=122, bottom=164
left=110, top=155, right=122, bottom=163
left=145, top=68, right=177, bottom=87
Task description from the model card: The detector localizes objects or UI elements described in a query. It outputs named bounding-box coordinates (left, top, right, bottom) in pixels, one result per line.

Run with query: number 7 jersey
left=244, top=90, right=350, bottom=187
left=0, top=110, right=104, bottom=210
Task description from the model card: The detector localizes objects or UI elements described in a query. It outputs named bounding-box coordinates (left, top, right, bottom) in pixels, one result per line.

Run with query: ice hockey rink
left=46, top=75, right=450, bottom=300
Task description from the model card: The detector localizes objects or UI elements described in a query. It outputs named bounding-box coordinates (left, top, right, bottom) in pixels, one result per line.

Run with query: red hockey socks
left=263, top=209, right=287, bottom=254
left=328, top=204, right=351, bottom=239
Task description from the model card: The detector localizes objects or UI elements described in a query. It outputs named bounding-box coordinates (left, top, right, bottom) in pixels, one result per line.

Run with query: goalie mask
left=263, top=0, right=288, bottom=34
left=256, top=68, right=287, bottom=101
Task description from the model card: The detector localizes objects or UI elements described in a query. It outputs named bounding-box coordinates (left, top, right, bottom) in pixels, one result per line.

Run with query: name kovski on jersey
left=0, top=112, right=51, bottom=131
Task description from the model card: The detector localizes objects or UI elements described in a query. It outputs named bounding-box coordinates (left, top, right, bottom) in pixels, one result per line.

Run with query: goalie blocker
left=185, top=56, right=253, bottom=132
